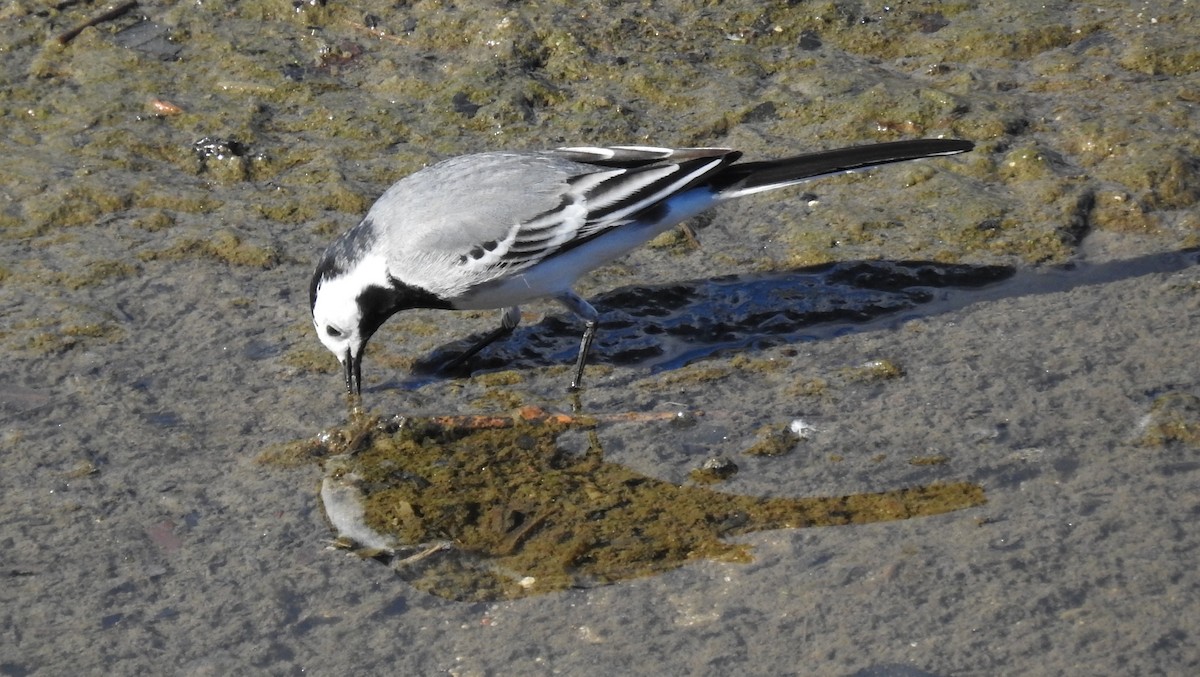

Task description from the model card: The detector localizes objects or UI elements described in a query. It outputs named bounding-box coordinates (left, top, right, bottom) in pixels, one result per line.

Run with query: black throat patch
left=356, top=278, right=453, bottom=342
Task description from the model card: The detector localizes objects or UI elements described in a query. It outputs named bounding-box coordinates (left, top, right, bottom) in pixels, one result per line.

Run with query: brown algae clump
left=839, top=358, right=905, bottom=383
left=1137, top=392, right=1200, bottom=447
left=689, top=456, right=739, bottom=484
left=743, top=423, right=802, bottom=457
left=312, top=408, right=986, bottom=601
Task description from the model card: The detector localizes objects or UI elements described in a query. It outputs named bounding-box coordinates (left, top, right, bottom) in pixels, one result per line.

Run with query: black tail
left=711, top=139, right=973, bottom=198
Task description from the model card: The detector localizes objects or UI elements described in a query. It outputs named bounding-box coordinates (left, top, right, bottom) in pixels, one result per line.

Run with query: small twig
left=340, top=17, right=407, bottom=45
left=392, top=542, right=451, bottom=568
left=424, top=406, right=706, bottom=431
left=590, top=409, right=708, bottom=424
left=498, top=512, right=550, bottom=556
left=678, top=223, right=702, bottom=248
left=57, top=0, right=137, bottom=45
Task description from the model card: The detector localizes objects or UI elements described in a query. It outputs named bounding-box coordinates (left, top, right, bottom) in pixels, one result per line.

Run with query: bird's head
left=310, top=242, right=453, bottom=395
left=310, top=252, right=395, bottom=395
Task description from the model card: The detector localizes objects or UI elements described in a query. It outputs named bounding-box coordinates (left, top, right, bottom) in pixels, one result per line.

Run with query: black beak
left=344, top=347, right=363, bottom=395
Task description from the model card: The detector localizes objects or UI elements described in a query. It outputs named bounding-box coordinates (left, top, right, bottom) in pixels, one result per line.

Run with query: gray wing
left=367, top=147, right=738, bottom=297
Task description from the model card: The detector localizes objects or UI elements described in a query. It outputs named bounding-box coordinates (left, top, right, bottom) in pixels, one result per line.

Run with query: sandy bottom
left=3, top=229, right=1197, bottom=674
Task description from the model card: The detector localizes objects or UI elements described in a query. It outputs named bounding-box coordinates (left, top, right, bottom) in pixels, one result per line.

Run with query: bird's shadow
left=401, top=259, right=1010, bottom=384
left=384, top=248, right=1198, bottom=390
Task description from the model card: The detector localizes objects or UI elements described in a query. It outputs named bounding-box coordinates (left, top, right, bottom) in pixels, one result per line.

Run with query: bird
left=310, top=138, right=973, bottom=395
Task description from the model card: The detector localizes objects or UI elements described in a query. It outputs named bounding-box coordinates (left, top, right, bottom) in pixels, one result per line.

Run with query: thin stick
left=57, top=0, right=137, bottom=45
left=392, top=542, right=451, bottom=567
left=340, top=17, right=408, bottom=45
left=424, top=406, right=705, bottom=430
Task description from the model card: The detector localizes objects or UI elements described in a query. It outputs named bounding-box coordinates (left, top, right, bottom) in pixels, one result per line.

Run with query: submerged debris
left=56, top=0, right=138, bottom=45
left=689, top=456, right=739, bottom=484
left=743, top=422, right=803, bottom=457
left=1137, top=391, right=1200, bottom=447
left=280, top=406, right=987, bottom=601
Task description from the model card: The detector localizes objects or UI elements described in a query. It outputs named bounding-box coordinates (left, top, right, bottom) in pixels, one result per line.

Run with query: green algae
left=639, top=356, right=783, bottom=392
left=280, top=343, right=339, bottom=376
left=1112, top=148, right=1200, bottom=212
left=59, top=260, right=138, bottom=289
left=468, top=388, right=525, bottom=411
left=130, top=209, right=176, bottom=232
left=135, top=191, right=222, bottom=216
left=788, top=375, right=831, bottom=398
left=474, top=370, right=525, bottom=387
left=288, top=408, right=986, bottom=601
left=137, top=229, right=279, bottom=268
left=909, top=455, right=951, bottom=466
left=641, top=365, right=733, bottom=390
left=1089, top=190, right=1161, bottom=234
left=839, top=358, right=905, bottom=383
left=22, top=321, right=123, bottom=355
left=15, top=181, right=132, bottom=237
left=1119, top=33, right=1200, bottom=77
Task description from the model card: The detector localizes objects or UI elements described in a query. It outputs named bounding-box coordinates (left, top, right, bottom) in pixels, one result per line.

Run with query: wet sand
left=2, top=1, right=1198, bottom=674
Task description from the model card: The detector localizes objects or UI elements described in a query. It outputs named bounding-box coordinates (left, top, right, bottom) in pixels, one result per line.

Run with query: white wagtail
left=310, top=138, right=973, bottom=394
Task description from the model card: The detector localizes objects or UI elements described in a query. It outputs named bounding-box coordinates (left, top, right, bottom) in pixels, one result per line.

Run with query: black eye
left=326, top=326, right=343, bottom=338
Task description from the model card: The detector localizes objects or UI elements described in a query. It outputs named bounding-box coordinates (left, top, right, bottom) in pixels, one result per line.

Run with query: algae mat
left=267, top=407, right=985, bottom=601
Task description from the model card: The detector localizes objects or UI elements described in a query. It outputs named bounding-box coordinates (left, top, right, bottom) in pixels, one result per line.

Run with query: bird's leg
left=441, top=306, right=521, bottom=374
left=556, top=291, right=600, bottom=391
left=570, top=321, right=598, bottom=391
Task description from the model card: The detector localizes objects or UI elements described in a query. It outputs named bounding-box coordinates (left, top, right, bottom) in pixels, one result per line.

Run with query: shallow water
left=2, top=0, right=1199, bottom=674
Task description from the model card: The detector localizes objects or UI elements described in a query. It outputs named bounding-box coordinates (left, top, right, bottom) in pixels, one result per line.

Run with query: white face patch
left=311, top=254, right=391, bottom=360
